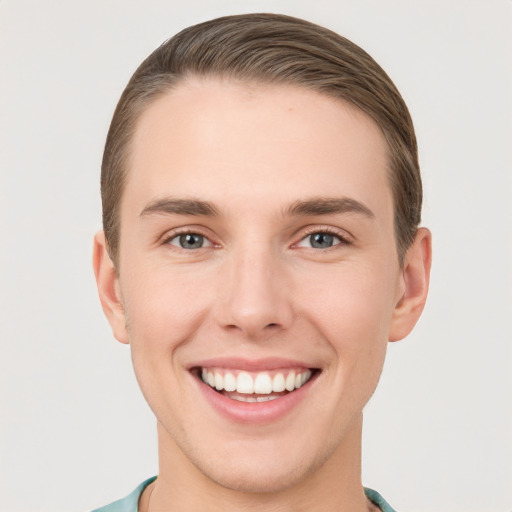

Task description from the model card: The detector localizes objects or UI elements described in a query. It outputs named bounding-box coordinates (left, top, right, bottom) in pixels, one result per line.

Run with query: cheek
left=304, top=262, right=398, bottom=343
left=121, top=265, right=213, bottom=354
left=119, top=267, right=214, bottom=417
left=300, top=263, right=397, bottom=393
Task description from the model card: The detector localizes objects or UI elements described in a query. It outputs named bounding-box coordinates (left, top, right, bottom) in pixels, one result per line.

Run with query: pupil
left=180, top=233, right=203, bottom=249
left=311, top=233, right=333, bottom=248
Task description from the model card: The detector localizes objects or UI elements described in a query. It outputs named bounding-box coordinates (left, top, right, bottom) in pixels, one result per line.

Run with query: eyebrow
left=140, top=198, right=220, bottom=218
left=286, top=197, right=375, bottom=218
left=139, top=196, right=374, bottom=220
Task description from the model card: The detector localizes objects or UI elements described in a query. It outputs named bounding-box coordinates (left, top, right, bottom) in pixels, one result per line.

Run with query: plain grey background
left=1, top=1, right=511, bottom=511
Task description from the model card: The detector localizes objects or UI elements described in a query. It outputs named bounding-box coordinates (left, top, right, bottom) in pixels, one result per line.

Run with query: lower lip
left=193, top=373, right=317, bottom=424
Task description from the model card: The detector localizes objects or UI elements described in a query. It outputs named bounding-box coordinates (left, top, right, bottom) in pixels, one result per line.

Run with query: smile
left=199, top=368, right=315, bottom=402
left=189, top=359, right=320, bottom=423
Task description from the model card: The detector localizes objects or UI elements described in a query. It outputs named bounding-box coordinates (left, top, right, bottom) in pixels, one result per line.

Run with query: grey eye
left=180, top=233, right=204, bottom=249
left=169, top=233, right=209, bottom=249
left=309, top=232, right=335, bottom=248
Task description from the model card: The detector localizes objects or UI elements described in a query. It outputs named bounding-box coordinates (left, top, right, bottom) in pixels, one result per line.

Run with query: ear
left=388, top=227, right=432, bottom=342
left=92, top=231, right=129, bottom=344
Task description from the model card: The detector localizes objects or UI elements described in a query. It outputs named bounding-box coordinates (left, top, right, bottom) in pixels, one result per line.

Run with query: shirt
left=91, top=476, right=397, bottom=512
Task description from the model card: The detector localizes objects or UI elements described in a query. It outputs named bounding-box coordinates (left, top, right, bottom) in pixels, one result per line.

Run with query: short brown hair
left=101, top=13, right=421, bottom=266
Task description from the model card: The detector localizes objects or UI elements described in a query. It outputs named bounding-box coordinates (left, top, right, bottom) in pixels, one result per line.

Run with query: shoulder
left=90, top=477, right=157, bottom=512
left=364, top=487, right=398, bottom=512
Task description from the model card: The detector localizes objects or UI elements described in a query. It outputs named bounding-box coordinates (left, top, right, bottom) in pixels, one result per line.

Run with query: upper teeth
left=201, top=368, right=313, bottom=394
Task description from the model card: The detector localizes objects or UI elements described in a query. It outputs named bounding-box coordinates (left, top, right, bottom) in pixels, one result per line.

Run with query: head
left=94, top=13, right=431, bottom=499
left=101, top=13, right=421, bottom=269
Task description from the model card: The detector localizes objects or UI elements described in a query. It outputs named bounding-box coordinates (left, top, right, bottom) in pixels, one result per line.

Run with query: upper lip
left=187, top=357, right=317, bottom=372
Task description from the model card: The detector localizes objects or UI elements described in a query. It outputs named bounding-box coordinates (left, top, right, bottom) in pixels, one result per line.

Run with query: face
left=95, top=78, right=430, bottom=494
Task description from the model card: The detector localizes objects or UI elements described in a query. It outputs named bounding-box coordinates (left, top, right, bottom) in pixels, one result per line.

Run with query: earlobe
left=388, top=227, right=432, bottom=342
left=92, top=231, right=129, bottom=344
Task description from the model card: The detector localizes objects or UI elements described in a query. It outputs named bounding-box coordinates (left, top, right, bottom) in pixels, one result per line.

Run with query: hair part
left=101, top=13, right=422, bottom=267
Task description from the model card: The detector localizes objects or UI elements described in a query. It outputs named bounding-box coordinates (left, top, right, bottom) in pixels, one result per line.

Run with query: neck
left=145, top=415, right=372, bottom=512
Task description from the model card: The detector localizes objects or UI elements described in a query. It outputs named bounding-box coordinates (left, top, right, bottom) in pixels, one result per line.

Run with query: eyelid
left=293, top=225, right=353, bottom=248
left=158, top=224, right=352, bottom=250
left=168, top=233, right=213, bottom=248
left=161, top=226, right=219, bottom=249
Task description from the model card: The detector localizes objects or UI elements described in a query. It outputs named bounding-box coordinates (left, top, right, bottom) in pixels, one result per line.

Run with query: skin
left=94, top=78, right=431, bottom=512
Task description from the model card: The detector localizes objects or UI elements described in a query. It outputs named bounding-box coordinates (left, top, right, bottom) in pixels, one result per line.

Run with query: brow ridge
left=286, top=197, right=375, bottom=218
left=140, top=196, right=374, bottom=220
left=140, top=197, right=220, bottom=217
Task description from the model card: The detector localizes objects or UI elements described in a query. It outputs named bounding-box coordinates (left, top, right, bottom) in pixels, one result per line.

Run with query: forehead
left=124, top=78, right=392, bottom=219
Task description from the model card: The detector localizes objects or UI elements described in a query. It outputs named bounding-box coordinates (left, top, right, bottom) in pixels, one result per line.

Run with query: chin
left=184, top=435, right=334, bottom=495
left=198, top=455, right=314, bottom=494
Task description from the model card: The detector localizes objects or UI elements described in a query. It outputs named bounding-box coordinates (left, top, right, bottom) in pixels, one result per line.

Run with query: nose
left=215, top=247, right=293, bottom=340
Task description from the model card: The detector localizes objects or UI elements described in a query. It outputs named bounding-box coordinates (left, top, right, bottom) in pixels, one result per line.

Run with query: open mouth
left=193, top=367, right=319, bottom=402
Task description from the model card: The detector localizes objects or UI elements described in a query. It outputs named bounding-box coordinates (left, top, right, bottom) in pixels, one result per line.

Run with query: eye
left=168, top=232, right=212, bottom=249
left=296, top=231, right=347, bottom=249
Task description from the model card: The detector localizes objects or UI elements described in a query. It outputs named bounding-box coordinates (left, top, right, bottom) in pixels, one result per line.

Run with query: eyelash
left=162, top=226, right=351, bottom=251
left=163, top=228, right=215, bottom=250
left=295, top=227, right=352, bottom=249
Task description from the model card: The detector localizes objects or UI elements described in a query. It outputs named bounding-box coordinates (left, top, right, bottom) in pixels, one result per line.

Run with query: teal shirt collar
left=91, top=477, right=396, bottom=512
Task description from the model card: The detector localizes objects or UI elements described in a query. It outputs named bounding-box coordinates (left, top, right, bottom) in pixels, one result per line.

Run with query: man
left=92, top=13, right=431, bottom=512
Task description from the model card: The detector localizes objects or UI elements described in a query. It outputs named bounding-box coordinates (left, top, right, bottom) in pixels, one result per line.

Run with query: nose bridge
left=218, top=240, right=292, bottom=336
